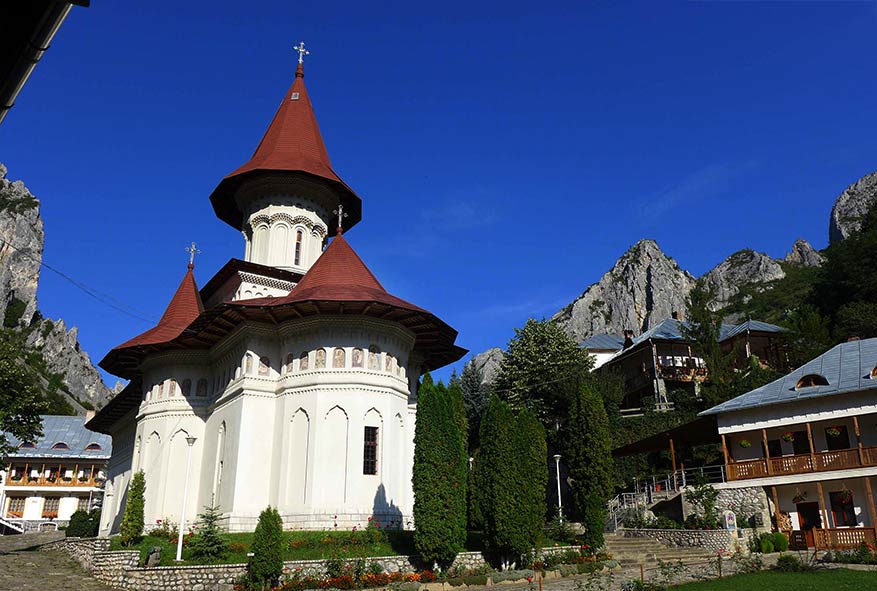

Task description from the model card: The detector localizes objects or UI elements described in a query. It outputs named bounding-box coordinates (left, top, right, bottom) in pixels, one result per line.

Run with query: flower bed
left=823, top=542, right=877, bottom=565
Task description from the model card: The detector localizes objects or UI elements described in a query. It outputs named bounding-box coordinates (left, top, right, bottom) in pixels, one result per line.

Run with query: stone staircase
left=0, top=531, right=65, bottom=554
left=603, top=533, right=715, bottom=566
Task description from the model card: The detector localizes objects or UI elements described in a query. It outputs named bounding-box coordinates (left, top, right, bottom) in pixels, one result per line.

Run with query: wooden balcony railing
left=728, top=446, right=877, bottom=481
left=814, top=527, right=877, bottom=549
left=5, top=475, right=100, bottom=488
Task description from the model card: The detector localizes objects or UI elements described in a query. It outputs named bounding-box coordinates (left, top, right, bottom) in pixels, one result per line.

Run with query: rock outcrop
left=829, top=172, right=877, bottom=244
left=0, top=163, right=43, bottom=327
left=701, top=249, right=786, bottom=311
left=467, top=347, right=504, bottom=385
left=784, top=238, right=824, bottom=267
left=551, top=240, right=696, bottom=343
left=0, top=164, right=111, bottom=411
left=26, top=318, right=112, bottom=409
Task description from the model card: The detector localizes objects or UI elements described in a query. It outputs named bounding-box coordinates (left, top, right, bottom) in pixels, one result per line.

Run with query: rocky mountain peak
left=701, top=249, right=786, bottom=311
left=551, top=239, right=696, bottom=342
left=785, top=238, right=824, bottom=267
left=830, top=172, right=877, bottom=244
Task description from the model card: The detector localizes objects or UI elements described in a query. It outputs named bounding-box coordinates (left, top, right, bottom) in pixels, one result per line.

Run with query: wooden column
left=865, top=477, right=877, bottom=528
left=669, top=436, right=677, bottom=474
left=762, top=429, right=773, bottom=475
left=817, top=481, right=830, bottom=531
left=806, top=422, right=817, bottom=470
left=721, top=434, right=733, bottom=481
left=854, top=416, right=865, bottom=466
left=771, top=486, right=782, bottom=531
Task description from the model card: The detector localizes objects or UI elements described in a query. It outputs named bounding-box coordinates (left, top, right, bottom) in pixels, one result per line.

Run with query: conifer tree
left=188, top=505, right=228, bottom=562
left=515, top=409, right=548, bottom=548
left=460, top=361, right=490, bottom=451
left=249, top=506, right=284, bottom=588
left=413, top=375, right=467, bottom=565
left=566, top=384, right=613, bottom=548
left=120, top=471, right=146, bottom=546
left=478, top=397, right=545, bottom=562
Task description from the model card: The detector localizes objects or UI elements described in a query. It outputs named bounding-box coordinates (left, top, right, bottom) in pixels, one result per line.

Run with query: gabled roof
left=4, top=415, right=111, bottom=459
left=581, top=333, right=625, bottom=351
left=600, top=318, right=785, bottom=366
left=209, top=64, right=362, bottom=231
left=106, top=265, right=203, bottom=351
left=700, top=337, right=877, bottom=416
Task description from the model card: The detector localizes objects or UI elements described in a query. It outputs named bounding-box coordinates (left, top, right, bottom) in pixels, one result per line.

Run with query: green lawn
left=674, top=569, right=877, bottom=590
left=110, top=530, right=487, bottom=567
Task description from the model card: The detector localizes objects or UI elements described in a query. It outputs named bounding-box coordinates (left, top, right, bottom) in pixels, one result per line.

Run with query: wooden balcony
left=727, top=446, right=877, bottom=481
left=5, top=475, right=100, bottom=488
left=814, top=527, right=877, bottom=549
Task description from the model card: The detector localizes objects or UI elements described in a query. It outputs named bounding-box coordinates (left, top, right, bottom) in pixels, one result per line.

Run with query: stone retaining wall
left=621, top=528, right=740, bottom=553
left=43, top=537, right=584, bottom=591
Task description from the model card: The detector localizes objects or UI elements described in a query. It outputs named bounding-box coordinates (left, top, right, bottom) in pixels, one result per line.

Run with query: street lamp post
left=553, top=454, right=562, bottom=522
left=175, top=436, right=197, bottom=562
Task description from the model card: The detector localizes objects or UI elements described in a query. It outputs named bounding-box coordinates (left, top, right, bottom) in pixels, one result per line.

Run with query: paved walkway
left=0, top=550, right=117, bottom=591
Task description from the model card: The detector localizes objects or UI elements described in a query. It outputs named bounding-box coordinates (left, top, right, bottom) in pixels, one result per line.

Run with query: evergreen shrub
left=188, top=505, right=228, bottom=562
left=120, top=471, right=146, bottom=546
left=772, top=531, right=789, bottom=552
left=248, top=506, right=284, bottom=589
left=66, top=509, right=100, bottom=538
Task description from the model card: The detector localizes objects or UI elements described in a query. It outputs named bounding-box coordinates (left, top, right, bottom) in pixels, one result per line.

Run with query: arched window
left=352, top=348, right=364, bottom=368
left=286, top=353, right=294, bottom=374
left=51, top=442, right=70, bottom=451
left=871, top=365, right=877, bottom=379
left=196, top=378, right=208, bottom=398
left=796, top=374, right=830, bottom=389
left=294, top=229, right=303, bottom=266
left=299, top=351, right=309, bottom=371
left=168, top=379, right=178, bottom=397
left=85, top=443, right=103, bottom=451
left=259, top=356, right=270, bottom=376
left=333, top=348, right=346, bottom=368
left=315, top=348, right=326, bottom=369
left=368, top=346, right=380, bottom=370
left=385, top=353, right=396, bottom=373
left=245, top=354, right=254, bottom=375
left=181, top=379, right=192, bottom=397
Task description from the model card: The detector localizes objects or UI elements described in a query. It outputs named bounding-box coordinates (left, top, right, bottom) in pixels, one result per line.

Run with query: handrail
left=729, top=446, right=877, bottom=481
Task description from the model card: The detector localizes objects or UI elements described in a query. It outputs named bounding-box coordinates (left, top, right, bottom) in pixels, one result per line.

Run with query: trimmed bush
left=759, top=536, right=774, bottom=554
left=66, top=509, right=100, bottom=538
left=248, top=506, right=284, bottom=588
left=775, top=553, right=803, bottom=572
left=773, top=531, right=789, bottom=552
left=491, top=569, right=535, bottom=583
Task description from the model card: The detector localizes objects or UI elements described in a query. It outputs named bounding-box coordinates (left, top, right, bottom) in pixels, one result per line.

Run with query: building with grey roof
left=702, top=337, right=877, bottom=550
left=1, top=415, right=110, bottom=534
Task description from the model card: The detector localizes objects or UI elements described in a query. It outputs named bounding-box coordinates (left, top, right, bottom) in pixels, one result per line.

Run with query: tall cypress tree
left=479, top=397, right=546, bottom=562
left=516, top=409, right=548, bottom=550
left=120, top=471, right=146, bottom=546
left=566, top=383, right=613, bottom=548
left=413, top=376, right=467, bottom=565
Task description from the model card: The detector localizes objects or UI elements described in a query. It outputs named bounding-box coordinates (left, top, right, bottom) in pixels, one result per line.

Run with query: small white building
left=87, top=58, right=465, bottom=536
left=1, top=415, right=110, bottom=533
left=702, top=337, right=877, bottom=549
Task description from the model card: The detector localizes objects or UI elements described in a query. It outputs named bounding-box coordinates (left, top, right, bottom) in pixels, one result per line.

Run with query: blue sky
left=2, top=1, right=876, bottom=386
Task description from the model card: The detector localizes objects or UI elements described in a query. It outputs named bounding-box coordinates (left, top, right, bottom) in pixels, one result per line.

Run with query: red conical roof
left=209, top=64, right=362, bottom=231
left=112, top=265, right=204, bottom=350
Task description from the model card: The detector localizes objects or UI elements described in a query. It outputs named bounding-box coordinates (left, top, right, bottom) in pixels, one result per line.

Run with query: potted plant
left=838, top=488, right=853, bottom=503
left=792, top=489, right=807, bottom=504
left=739, top=439, right=752, bottom=448
left=781, top=432, right=795, bottom=443
left=826, top=426, right=843, bottom=438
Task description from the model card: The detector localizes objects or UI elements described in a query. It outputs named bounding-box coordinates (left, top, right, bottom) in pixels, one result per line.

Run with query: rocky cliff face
left=785, top=238, right=824, bottom=267
left=0, top=163, right=43, bottom=327
left=0, top=164, right=111, bottom=411
left=829, top=172, right=877, bottom=244
left=701, top=249, right=786, bottom=311
left=551, top=240, right=696, bottom=343
left=468, top=347, right=503, bottom=385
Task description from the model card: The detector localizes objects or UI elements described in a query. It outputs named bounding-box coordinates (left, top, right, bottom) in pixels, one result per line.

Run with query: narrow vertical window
left=363, top=426, right=378, bottom=475
left=294, top=230, right=303, bottom=265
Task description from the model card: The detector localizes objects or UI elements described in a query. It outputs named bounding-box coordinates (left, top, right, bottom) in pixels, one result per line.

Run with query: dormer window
left=85, top=443, right=103, bottom=451
left=18, top=442, right=35, bottom=449
left=870, top=366, right=877, bottom=379
left=51, top=442, right=70, bottom=451
left=796, top=374, right=829, bottom=389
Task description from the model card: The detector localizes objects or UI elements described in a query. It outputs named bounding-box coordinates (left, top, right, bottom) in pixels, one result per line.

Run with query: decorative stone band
left=41, top=538, right=585, bottom=591
left=238, top=271, right=296, bottom=292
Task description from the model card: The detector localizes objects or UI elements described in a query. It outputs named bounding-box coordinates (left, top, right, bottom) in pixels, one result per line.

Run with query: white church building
left=88, top=50, right=465, bottom=535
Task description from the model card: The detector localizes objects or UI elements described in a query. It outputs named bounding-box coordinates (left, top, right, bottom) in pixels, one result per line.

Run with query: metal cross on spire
left=185, top=242, right=202, bottom=267
left=293, top=41, right=310, bottom=65
left=332, top=204, right=348, bottom=233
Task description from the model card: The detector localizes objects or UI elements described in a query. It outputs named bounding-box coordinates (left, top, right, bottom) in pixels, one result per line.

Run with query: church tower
left=209, top=43, right=361, bottom=277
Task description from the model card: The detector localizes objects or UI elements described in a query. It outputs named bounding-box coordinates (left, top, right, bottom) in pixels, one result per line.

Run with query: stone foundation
left=42, top=537, right=580, bottom=591
left=715, top=486, right=771, bottom=530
